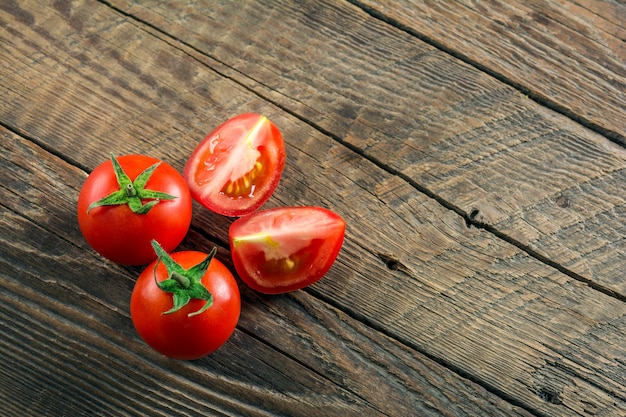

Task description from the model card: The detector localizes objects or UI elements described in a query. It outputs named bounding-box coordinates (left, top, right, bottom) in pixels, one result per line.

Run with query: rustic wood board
left=1, top=130, right=538, bottom=416
left=103, top=0, right=626, bottom=296
left=355, top=0, right=626, bottom=144
left=1, top=1, right=625, bottom=416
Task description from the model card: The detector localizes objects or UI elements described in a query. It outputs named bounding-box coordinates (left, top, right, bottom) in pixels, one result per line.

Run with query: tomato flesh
left=184, top=113, right=286, bottom=216
left=221, top=151, right=266, bottom=198
left=229, top=207, right=346, bottom=294
left=130, top=251, right=241, bottom=360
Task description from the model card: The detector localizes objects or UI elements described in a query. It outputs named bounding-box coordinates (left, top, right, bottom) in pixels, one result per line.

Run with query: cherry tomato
left=184, top=113, right=286, bottom=217
left=229, top=206, right=346, bottom=294
left=131, top=242, right=240, bottom=360
left=77, top=154, right=192, bottom=266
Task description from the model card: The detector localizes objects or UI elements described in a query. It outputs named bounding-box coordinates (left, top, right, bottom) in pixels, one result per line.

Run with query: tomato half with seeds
left=229, top=206, right=346, bottom=294
left=77, top=154, right=192, bottom=266
left=184, top=113, right=286, bottom=217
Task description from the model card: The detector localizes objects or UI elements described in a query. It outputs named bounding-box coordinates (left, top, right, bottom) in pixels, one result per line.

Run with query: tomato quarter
left=184, top=113, right=286, bottom=217
left=130, top=242, right=241, bottom=360
left=229, top=206, right=346, bottom=294
left=77, top=154, right=192, bottom=266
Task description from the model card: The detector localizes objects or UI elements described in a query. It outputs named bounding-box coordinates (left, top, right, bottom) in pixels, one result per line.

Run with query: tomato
left=184, top=113, right=286, bottom=217
left=77, top=154, right=192, bottom=266
left=229, top=206, right=346, bottom=294
left=131, top=242, right=240, bottom=360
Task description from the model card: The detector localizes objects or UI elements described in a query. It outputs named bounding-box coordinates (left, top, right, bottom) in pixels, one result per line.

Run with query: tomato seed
left=222, top=159, right=264, bottom=198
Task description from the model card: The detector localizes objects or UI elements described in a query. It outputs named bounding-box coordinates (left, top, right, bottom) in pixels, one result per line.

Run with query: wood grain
left=1, top=129, right=537, bottom=416
left=356, top=0, right=626, bottom=144
left=1, top=1, right=625, bottom=416
left=103, top=0, right=626, bottom=296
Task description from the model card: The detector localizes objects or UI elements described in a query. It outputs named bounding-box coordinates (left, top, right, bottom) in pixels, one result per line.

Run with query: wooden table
left=1, top=1, right=624, bottom=416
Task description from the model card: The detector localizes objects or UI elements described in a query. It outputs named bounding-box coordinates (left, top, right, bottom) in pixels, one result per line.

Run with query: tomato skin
left=229, top=206, right=345, bottom=294
left=184, top=113, right=286, bottom=217
left=130, top=251, right=241, bottom=360
left=77, top=155, right=192, bottom=266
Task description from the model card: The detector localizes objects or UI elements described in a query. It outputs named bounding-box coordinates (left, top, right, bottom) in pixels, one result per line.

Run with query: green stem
left=170, top=271, right=191, bottom=289
left=125, top=183, right=137, bottom=197
left=151, top=240, right=215, bottom=317
left=86, top=154, right=177, bottom=214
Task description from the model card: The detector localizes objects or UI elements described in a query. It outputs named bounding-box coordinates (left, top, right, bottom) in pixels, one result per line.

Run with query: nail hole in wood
left=377, top=253, right=401, bottom=271
left=537, top=387, right=562, bottom=405
left=386, top=259, right=400, bottom=270
left=465, top=209, right=480, bottom=227
left=556, top=195, right=570, bottom=208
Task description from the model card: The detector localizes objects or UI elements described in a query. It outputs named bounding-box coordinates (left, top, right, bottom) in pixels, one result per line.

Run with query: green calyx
left=151, top=240, right=214, bottom=317
left=87, top=154, right=176, bottom=214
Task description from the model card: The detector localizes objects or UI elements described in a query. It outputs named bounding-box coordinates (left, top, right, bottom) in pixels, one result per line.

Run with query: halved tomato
left=229, top=206, right=346, bottom=294
left=184, top=113, right=286, bottom=217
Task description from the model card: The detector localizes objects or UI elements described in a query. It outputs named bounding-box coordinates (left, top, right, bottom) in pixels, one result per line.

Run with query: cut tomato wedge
left=229, top=206, right=346, bottom=294
left=184, top=113, right=286, bottom=216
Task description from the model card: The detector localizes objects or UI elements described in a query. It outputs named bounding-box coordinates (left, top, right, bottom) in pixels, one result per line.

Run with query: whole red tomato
left=77, top=154, right=192, bottom=266
left=229, top=206, right=345, bottom=294
left=131, top=242, right=241, bottom=360
left=184, top=113, right=286, bottom=217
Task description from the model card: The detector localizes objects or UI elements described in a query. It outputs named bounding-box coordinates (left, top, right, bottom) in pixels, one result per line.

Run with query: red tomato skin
left=77, top=155, right=192, bottom=266
left=130, top=251, right=241, bottom=360
left=229, top=207, right=346, bottom=294
left=184, top=113, right=286, bottom=217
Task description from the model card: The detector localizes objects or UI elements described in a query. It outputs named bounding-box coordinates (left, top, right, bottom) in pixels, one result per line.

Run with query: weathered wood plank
left=272, top=127, right=626, bottom=416
left=0, top=270, right=375, bottom=417
left=103, top=0, right=626, bottom=295
left=1, top=134, right=378, bottom=417
left=0, top=133, right=370, bottom=416
left=1, top=1, right=625, bottom=416
left=1, top=130, right=536, bottom=416
left=355, top=0, right=626, bottom=144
